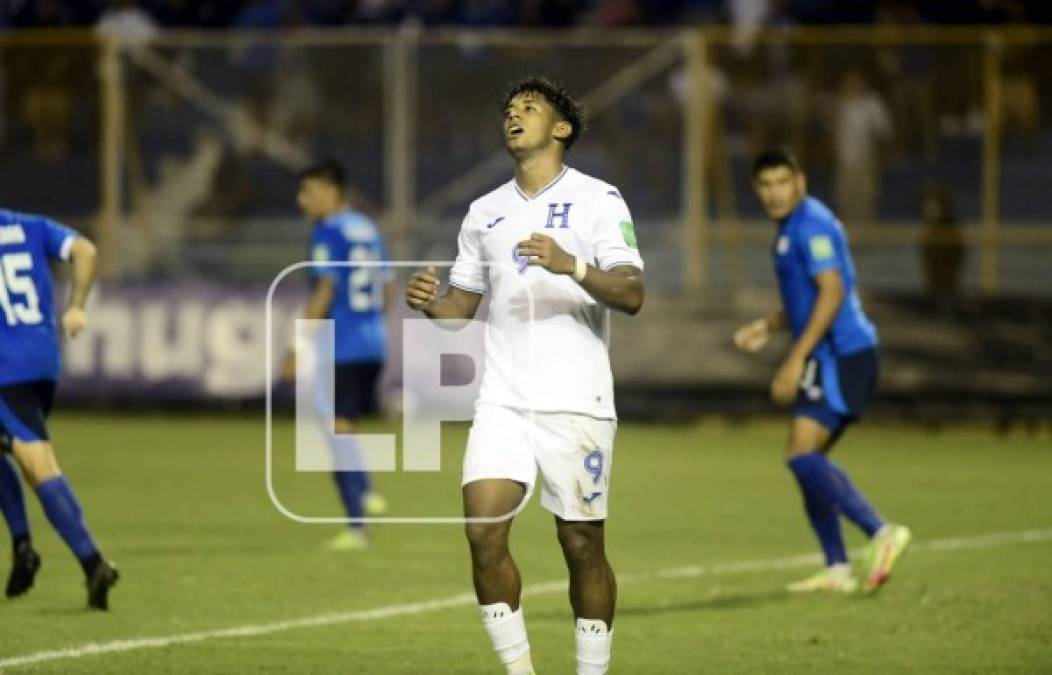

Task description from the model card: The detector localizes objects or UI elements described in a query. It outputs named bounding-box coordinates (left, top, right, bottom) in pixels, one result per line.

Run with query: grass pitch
left=1, top=415, right=1050, bottom=673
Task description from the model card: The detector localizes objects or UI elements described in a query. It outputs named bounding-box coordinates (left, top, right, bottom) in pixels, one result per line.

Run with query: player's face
left=503, top=93, right=569, bottom=156
left=297, top=178, right=340, bottom=220
left=753, top=166, right=806, bottom=221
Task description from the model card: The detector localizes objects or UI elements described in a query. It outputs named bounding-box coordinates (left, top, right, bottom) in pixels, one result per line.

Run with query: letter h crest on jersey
left=545, top=203, right=573, bottom=229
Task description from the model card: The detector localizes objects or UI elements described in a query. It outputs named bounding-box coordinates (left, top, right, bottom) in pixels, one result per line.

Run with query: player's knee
left=10, top=440, right=60, bottom=486
left=557, top=522, right=604, bottom=566
left=465, top=523, right=509, bottom=562
left=784, top=443, right=813, bottom=459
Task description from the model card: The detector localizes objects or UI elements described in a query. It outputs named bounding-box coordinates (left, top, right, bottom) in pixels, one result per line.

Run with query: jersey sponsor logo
left=619, top=221, right=638, bottom=248
left=809, top=235, right=835, bottom=261
left=776, top=235, right=790, bottom=255
left=485, top=216, right=505, bottom=229
left=545, top=202, right=572, bottom=229
left=0, top=225, right=26, bottom=246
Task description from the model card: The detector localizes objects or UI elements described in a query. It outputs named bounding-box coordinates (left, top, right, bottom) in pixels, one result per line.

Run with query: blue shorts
left=332, top=361, right=383, bottom=421
left=793, top=348, right=879, bottom=435
left=0, top=380, right=56, bottom=445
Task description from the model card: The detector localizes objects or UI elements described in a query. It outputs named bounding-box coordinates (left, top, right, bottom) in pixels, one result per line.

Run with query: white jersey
left=449, top=166, right=643, bottom=419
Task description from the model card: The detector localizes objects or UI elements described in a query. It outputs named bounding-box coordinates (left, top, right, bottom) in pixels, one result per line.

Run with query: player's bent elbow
left=71, top=236, right=97, bottom=261
left=620, top=288, right=645, bottom=316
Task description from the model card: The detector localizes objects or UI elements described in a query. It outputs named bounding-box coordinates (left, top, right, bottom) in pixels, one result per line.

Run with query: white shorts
left=461, top=403, right=617, bottom=521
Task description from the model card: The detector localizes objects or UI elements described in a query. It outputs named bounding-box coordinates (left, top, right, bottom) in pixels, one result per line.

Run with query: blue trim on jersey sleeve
left=43, top=219, right=76, bottom=260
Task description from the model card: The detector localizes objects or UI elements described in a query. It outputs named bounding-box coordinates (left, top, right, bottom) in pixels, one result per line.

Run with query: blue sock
left=825, top=459, right=885, bottom=537
left=802, top=493, right=848, bottom=566
left=332, top=472, right=368, bottom=530
left=787, top=453, right=885, bottom=541
left=0, top=455, right=30, bottom=547
left=326, top=425, right=371, bottom=531
left=35, top=476, right=99, bottom=565
left=788, top=455, right=848, bottom=566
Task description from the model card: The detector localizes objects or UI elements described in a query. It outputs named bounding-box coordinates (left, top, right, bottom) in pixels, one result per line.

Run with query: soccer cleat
left=787, top=565, right=858, bottom=593
left=325, top=529, right=370, bottom=552
left=363, top=492, right=389, bottom=516
left=864, top=524, right=912, bottom=593
left=6, top=541, right=42, bottom=599
left=86, top=559, right=119, bottom=611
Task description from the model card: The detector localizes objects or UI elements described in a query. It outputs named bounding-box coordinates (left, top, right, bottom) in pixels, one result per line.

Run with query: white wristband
left=573, top=256, right=588, bottom=283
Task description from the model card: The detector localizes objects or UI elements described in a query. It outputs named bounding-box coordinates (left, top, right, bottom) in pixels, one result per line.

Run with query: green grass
left=1, top=415, right=1050, bottom=673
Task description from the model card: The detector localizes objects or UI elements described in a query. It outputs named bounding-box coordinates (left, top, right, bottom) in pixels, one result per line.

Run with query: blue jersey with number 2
left=773, top=197, right=878, bottom=359
left=309, top=212, right=390, bottom=364
left=0, top=209, right=76, bottom=386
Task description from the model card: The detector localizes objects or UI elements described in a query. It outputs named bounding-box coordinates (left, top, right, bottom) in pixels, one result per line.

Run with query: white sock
left=575, top=618, right=613, bottom=675
left=479, top=603, right=533, bottom=675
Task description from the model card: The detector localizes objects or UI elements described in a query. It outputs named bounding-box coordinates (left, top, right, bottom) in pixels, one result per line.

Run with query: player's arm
left=405, top=267, right=482, bottom=320
left=516, top=233, right=644, bottom=315
left=576, top=263, right=644, bottom=315
left=733, top=309, right=786, bottom=354
left=62, top=237, right=98, bottom=338
left=770, top=269, right=844, bottom=404
left=280, top=277, right=335, bottom=381
left=302, top=277, right=336, bottom=322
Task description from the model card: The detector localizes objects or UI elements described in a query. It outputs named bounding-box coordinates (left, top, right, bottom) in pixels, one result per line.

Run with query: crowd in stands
left=3, top=0, right=1050, bottom=30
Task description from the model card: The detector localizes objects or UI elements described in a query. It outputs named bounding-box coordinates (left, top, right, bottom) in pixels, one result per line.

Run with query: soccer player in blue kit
left=0, top=209, right=119, bottom=609
left=281, top=160, right=391, bottom=551
left=734, top=149, right=911, bottom=593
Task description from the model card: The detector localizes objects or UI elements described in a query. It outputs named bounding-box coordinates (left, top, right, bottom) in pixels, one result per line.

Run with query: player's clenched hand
left=770, top=355, right=805, bottom=406
left=734, top=318, right=770, bottom=354
left=517, top=233, right=574, bottom=275
left=62, top=306, right=88, bottom=339
left=406, top=266, right=439, bottom=311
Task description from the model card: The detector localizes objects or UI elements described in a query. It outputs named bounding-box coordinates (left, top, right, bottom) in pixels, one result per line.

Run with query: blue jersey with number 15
left=0, top=209, right=77, bottom=386
left=309, top=211, right=391, bottom=364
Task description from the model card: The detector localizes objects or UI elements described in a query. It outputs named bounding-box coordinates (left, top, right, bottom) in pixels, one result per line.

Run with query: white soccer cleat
left=786, top=564, right=858, bottom=593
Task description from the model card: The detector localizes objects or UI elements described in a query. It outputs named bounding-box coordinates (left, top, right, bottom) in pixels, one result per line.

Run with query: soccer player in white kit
left=406, top=78, right=644, bottom=675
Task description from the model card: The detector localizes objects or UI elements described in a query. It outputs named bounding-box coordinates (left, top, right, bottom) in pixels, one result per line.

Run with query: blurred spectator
left=876, top=2, right=937, bottom=161
left=153, top=0, right=245, bottom=28
left=95, top=0, right=159, bottom=47
left=1000, top=45, right=1040, bottom=156
left=9, top=0, right=80, bottom=27
left=919, top=183, right=965, bottom=312
left=833, top=70, right=891, bottom=224
left=13, top=0, right=79, bottom=160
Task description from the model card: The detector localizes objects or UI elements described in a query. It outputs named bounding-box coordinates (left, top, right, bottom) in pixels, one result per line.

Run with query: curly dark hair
left=501, top=77, right=586, bottom=150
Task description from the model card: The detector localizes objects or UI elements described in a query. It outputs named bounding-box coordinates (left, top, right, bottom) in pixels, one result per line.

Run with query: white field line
left=1, top=527, right=1050, bottom=671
